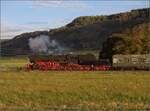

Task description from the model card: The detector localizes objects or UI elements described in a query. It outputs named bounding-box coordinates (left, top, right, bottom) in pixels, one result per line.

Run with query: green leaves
left=100, top=32, right=150, bottom=62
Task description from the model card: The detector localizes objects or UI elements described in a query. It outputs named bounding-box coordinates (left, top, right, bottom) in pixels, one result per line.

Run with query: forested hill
left=1, top=8, right=149, bottom=56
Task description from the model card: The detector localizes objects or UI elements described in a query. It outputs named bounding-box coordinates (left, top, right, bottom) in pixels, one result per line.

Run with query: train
left=112, top=54, right=150, bottom=70
left=26, top=54, right=150, bottom=71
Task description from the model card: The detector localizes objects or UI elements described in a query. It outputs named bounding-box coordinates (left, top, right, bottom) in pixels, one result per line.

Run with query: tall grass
left=0, top=71, right=149, bottom=111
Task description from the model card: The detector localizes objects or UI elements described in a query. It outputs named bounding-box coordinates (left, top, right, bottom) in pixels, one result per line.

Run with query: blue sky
left=1, top=0, right=149, bottom=39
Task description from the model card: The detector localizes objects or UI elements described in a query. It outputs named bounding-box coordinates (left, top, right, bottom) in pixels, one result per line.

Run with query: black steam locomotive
left=29, top=53, right=110, bottom=66
left=27, top=53, right=111, bottom=70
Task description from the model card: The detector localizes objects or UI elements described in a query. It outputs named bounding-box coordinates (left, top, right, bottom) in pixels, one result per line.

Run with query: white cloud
left=0, top=21, right=49, bottom=39
left=36, top=0, right=62, bottom=6
left=1, top=22, right=21, bottom=39
left=0, top=18, right=71, bottom=39
left=48, top=18, right=71, bottom=28
left=34, top=0, right=88, bottom=8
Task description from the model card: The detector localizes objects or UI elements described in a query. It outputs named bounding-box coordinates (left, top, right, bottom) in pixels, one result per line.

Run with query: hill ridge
left=1, top=8, right=149, bottom=56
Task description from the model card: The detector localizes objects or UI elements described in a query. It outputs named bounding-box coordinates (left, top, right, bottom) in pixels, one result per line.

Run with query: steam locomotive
left=27, top=54, right=111, bottom=71
left=26, top=54, right=150, bottom=71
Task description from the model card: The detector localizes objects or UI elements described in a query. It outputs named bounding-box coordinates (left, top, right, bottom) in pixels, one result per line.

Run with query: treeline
left=66, top=8, right=149, bottom=28
left=100, top=23, right=150, bottom=62
left=47, top=8, right=149, bottom=34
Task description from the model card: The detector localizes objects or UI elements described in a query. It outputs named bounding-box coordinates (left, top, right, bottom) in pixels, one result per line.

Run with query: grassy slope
left=0, top=71, right=149, bottom=111
left=0, top=57, right=149, bottom=111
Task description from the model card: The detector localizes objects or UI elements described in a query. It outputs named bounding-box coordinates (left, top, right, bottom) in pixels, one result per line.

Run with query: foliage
left=67, top=8, right=149, bottom=28
left=100, top=23, right=150, bottom=62
left=67, top=15, right=107, bottom=27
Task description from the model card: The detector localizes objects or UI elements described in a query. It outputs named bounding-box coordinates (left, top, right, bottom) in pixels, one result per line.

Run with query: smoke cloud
left=29, top=35, right=67, bottom=54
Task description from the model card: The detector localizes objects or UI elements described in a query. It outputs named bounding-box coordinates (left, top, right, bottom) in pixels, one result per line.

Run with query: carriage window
left=139, top=58, right=145, bottom=62
left=125, top=58, right=130, bottom=63
left=132, top=57, right=137, bottom=62
left=146, top=58, right=150, bottom=64
left=113, top=58, right=118, bottom=63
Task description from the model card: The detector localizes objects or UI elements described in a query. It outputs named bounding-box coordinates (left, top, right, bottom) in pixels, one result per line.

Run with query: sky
left=0, top=0, right=149, bottom=39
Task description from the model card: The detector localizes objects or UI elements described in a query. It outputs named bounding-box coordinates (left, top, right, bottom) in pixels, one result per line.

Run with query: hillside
left=1, top=8, right=149, bottom=56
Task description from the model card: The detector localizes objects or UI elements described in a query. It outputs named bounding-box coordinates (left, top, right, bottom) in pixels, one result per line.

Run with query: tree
left=99, top=34, right=142, bottom=63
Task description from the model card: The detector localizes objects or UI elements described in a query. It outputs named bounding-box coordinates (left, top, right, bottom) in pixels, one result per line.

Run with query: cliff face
left=1, top=8, right=149, bottom=56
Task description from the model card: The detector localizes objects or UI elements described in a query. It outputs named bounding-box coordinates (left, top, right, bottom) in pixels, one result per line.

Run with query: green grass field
left=0, top=57, right=149, bottom=111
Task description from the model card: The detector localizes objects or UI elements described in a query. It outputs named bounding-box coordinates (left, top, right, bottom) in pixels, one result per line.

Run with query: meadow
left=0, top=57, right=149, bottom=111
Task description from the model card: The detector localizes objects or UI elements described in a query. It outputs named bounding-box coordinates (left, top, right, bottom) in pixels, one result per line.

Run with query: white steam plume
left=29, top=35, right=67, bottom=54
